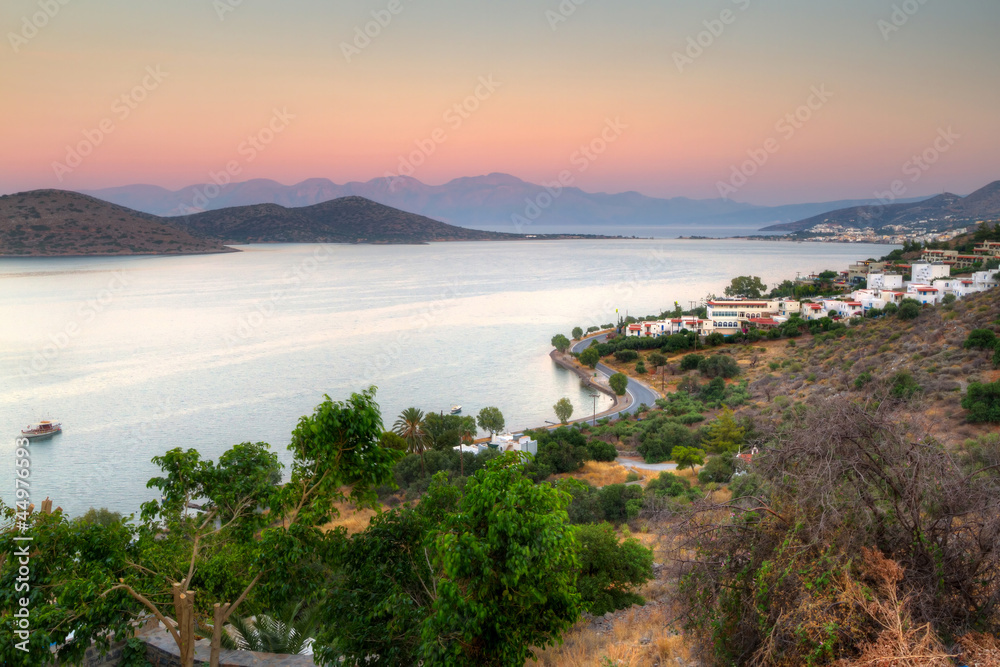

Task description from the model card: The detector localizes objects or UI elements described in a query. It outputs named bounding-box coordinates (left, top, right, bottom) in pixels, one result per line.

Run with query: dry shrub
left=957, top=632, right=1000, bottom=667
left=838, top=548, right=953, bottom=666
left=671, top=395, right=1000, bottom=666
left=319, top=501, right=378, bottom=535
left=553, top=461, right=634, bottom=487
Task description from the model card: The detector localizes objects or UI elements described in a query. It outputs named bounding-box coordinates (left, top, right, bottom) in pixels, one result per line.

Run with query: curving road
left=570, top=334, right=660, bottom=419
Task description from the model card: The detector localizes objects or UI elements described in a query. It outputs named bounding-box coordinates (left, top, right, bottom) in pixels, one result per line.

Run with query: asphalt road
left=569, top=334, right=659, bottom=419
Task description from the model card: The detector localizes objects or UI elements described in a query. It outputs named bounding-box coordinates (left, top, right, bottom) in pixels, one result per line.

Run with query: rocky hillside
left=0, top=190, right=232, bottom=256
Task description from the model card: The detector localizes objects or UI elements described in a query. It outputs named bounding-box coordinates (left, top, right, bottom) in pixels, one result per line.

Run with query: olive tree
left=554, top=397, right=574, bottom=424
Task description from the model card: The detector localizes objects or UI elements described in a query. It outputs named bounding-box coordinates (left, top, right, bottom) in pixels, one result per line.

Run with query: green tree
left=898, top=298, right=921, bottom=320
left=680, top=354, right=702, bottom=371
left=964, top=328, right=998, bottom=350
left=575, top=523, right=654, bottom=616
left=724, top=275, right=767, bottom=299
left=704, top=407, right=745, bottom=454
left=551, top=333, right=571, bottom=353
left=379, top=430, right=409, bottom=452
left=572, top=326, right=584, bottom=340
left=962, top=381, right=1000, bottom=423
left=648, top=352, right=667, bottom=369
left=554, top=397, right=574, bottom=424
left=698, top=354, right=740, bottom=379
left=421, top=454, right=582, bottom=665
left=394, top=407, right=429, bottom=474
left=477, top=406, right=506, bottom=438
left=579, top=346, right=600, bottom=368
left=609, top=372, right=629, bottom=396
left=673, top=446, right=706, bottom=470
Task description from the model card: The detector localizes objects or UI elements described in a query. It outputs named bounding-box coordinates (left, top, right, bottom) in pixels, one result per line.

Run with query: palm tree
left=203, top=601, right=321, bottom=655
left=393, top=407, right=428, bottom=474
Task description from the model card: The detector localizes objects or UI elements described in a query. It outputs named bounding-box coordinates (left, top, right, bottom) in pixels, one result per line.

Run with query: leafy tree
left=597, top=484, right=644, bottom=524
left=317, top=475, right=460, bottom=665
left=680, top=353, right=702, bottom=371
left=942, top=293, right=957, bottom=305
left=379, top=430, right=409, bottom=452
left=964, top=328, right=998, bottom=350
left=609, top=372, right=629, bottom=396
left=698, top=455, right=736, bottom=484
left=635, top=360, right=647, bottom=374
left=698, top=354, right=740, bottom=379
left=575, top=523, right=654, bottom=615
left=77, top=507, right=124, bottom=527
left=587, top=325, right=600, bottom=334
left=476, top=406, right=506, bottom=438
left=533, top=427, right=589, bottom=477
left=586, top=439, right=618, bottom=462
left=572, top=326, right=584, bottom=340
left=637, top=422, right=693, bottom=463
left=614, top=349, right=639, bottom=362
left=554, top=397, right=574, bottom=424
left=424, top=412, right=473, bottom=451
left=724, top=275, right=766, bottom=299
left=551, top=333, right=571, bottom=353
left=648, top=352, right=667, bottom=369
left=646, top=471, right=697, bottom=499
left=705, top=332, right=725, bottom=346
left=422, top=454, right=581, bottom=665
left=394, top=407, right=429, bottom=474
left=579, top=346, right=600, bottom=368
left=962, top=381, right=1000, bottom=423
left=898, top=298, right=921, bottom=320
left=704, top=407, right=745, bottom=454
left=673, top=446, right=706, bottom=470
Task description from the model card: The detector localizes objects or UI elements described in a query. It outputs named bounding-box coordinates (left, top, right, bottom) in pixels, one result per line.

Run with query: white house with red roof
left=906, top=284, right=941, bottom=305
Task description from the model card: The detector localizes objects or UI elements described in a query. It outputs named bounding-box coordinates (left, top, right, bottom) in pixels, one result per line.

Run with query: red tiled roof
left=628, top=324, right=641, bottom=330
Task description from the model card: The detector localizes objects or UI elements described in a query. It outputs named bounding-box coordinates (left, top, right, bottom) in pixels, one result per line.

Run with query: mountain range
left=762, top=181, right=1000, bottom=233
left=84, top=173, right=935, bottom=234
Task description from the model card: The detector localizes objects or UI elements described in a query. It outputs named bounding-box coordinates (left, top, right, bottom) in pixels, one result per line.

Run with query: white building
left=706, top=299, right=778, bottom=333
left=490, top=432, right=538, bottom=456
left=867, top=273, right=904, bottom=291
left=910, top=262, right=950, bottom=285
left=906, top=284, right=941, bottom=305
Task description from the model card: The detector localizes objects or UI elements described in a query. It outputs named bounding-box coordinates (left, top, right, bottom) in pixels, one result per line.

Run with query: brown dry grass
left=318, top=501, right=379, bottom=535
left=553, top=461, right=639, bottom=487
left=534, top=604, right=692, bottom=667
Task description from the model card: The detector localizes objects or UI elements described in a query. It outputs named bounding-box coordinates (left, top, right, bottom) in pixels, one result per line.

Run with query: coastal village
left=624, top=239, right=1000, bottom=338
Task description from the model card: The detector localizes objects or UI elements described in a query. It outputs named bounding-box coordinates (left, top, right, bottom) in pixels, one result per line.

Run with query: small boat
left=450, top=405, right=462, bottom=415
left=21, top=421, right=62, bottom=440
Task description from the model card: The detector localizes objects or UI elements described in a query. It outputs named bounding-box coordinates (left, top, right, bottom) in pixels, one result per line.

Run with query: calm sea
left=0, top=239, right=894, bottom=516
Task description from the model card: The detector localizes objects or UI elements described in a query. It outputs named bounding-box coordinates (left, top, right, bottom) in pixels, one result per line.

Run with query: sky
left=2, top=0, right=999, bottom=205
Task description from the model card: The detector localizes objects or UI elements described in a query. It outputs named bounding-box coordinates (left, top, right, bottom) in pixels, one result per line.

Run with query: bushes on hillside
left=680, top=354, right=702, bottom=371
left=575, top=523, right=654, bottom=616
left=698, top=354, right=740, bottom=379
left=614, top=349, right=639, bottom=362
left=698, top=455, right=735, bottom=484
left=964, top=328, right=997, bottom=350
left=672, top=401, right=1000, bottom=665
left=962, top=380, right=1000, bottom=422
left=637, top=421, right=694, bottom=463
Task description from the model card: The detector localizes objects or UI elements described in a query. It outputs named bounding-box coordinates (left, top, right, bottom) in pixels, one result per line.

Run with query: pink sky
left=2, top=0, right=998, bottom=205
